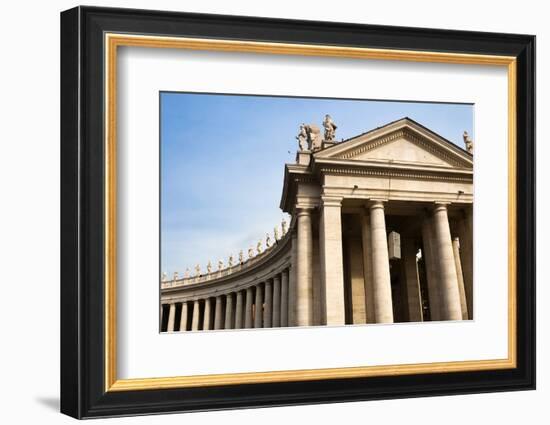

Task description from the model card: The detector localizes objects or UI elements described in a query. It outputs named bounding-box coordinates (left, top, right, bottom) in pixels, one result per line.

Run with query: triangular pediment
left=314, top=118, right=473, bottom=169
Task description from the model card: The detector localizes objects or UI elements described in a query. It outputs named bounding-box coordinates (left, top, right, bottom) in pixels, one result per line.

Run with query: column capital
left=368, top=199, right=387, bottom=210
left=296, top=207, right=313, bottom=218
left=433, top=201, right=451, bottom=211
left=321, top=195, right=343, bottom=208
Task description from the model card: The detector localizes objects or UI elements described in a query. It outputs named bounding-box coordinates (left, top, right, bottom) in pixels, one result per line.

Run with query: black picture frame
left=60, top=5, right=535, bottom=419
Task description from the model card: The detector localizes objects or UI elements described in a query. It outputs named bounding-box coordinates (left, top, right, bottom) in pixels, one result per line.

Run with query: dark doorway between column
left=160, top=304, right=169, bottom=332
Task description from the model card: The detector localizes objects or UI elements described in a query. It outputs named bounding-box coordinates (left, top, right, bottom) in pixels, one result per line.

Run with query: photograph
left=57, top=5, right=536, bottom=419
left=159, top=93, right=474, bottom=332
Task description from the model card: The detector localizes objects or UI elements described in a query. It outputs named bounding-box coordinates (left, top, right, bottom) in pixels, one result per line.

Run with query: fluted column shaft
left=457, top=208, right=473, bottom=318
left=235, top=291, right=244, bottom=329
left=288, top=232, right=298, bottom=326
left=280, top=269, right=289, bottom=327
left=402, top=237, right=423, bottom=322
left=167, top=303, right=176, bottom=332
left=224, top=293, right=234, bottom=329
left=319, top=197, right=346, bottom=325
left=214, top=296, right=224, bottom=330
left=202, top=299, right=211, bottom=331
left=272, top=275, right=281, bottom=327
left=254, top=285, right=263, bottom=328
left=452, top=237, right=469, bottom=320
left=361, top=214, right=375, bottom=323
left=422, top=218, right=441, bottom=320
left=369, top=201, right=394, bottom=323
left=244, top=287, right=254, bottom=328
left=191, top=300, right=200, bottom=331
left=432, top=204, right=462, bottom=320
left=296, top=209, right=313, bottom=326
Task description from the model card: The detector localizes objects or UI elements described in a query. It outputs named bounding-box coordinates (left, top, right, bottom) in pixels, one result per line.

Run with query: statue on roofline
left=323, top=114, right=337, bottom=141
left=296, top=124, right=309, bottom=151
left=463, top=131, right=474, bottom=154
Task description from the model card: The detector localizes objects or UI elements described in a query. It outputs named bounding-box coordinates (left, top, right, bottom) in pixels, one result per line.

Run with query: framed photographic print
left=60, top=6, right=535, bottom=419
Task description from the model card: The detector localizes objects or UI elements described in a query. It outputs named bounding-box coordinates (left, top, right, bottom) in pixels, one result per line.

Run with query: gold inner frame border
left=104, top=33, right=517, bottom=392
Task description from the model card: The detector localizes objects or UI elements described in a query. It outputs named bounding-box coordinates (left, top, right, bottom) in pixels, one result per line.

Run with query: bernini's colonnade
left=161, top=117, right=474, bottom=332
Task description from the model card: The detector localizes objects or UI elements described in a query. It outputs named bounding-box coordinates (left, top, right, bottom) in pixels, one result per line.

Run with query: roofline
left=322, top=116, right=473, bottom=158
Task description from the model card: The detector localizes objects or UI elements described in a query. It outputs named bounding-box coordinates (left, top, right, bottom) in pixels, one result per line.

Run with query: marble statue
left=218, top=259, right=224, bottom=271
left=194, top=264, right=201, bottom=276
left=266, top=233, right=272, bottom=248
left=239, top=250, right=244, bottom=264
left=463, top=131, right=474, bottom=154
left=184, top=268, right=190, bottom=278
left=306, top=124, right=323, bottom=151
left=206, top=261, right=212, bottom=274
left=173, top=271, right=178, bottom=281
left=323, top=114, right=337, bottom=141
left=274, top=226, right=279, bottom=241
left=248, top=247, right=254, bottom=259
left=257, top=240, right=262, bottom=255
left=161, top=272, right=167, bottom=282
left=228, top=254, right=234, bottom=267
left=296, top=124, right=309, bottom=151
left=281, top=218, right=287, bottom=235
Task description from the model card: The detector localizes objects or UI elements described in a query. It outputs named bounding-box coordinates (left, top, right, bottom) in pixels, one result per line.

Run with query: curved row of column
left=162, top=268, right=292, bottom=332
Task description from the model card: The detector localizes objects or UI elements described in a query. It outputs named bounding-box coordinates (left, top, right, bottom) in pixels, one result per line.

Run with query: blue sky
left=161, top=92, right=473, bottom=276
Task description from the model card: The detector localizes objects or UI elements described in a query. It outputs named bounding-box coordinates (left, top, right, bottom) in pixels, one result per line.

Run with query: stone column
left=167, top=303, right=176, bottom=332
left=180, top=302, right=188, bottom=332
left=296, top=209, right=313, bottom=326
left=347, top=234, right=367, bottom=324
left=202, top=298, right=212, bottom=331
left=432, top=203, right=463, bottom=320
left=235, top=291, right=244, bottom=329
left=224, top=293, right=234, bottom=329
left=422, top=217, right=441, bottom=321
left=369, top=201, right=394, bottom=323
left=361, top=214, right=375, bottom=323
left=402, top=237, right=423, bottom=322
left=254, top=284, right=263, bottom=328
left=288, top=231, right=298, bottom=326
left=272, top=275, right=280, bottom=327
left=319, top=197, right=346, bottom=325
left=457, top=207, right=473, bottom=319
left=214, top=296, right=224, bottom=330
left=264, top=280, right=273, bottom=328
left=280, top=269, right=289, bottom=327
left=452, top=237, right=469, bottom=320
left=244, top=287, right=253, bottom=329
left=191, top=299, right=200, bottom=331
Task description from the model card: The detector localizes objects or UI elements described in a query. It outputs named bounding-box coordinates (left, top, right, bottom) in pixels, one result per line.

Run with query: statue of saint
left=305, top=124, right=323, bottom=151
left=206, top=261, right=212, bottom=274
left=323, top=114, right=337, bottom=141
left=281, top=218, right=287, bottom=235
left=161, top=272, right=167, bottom=282
left=228, top=254, right=234, bottom=267
left=239, top=250, right=244, bottom=264
left=266, top=233, right=272, bottom=248
left=184, top=268, right=190, bottom=278
left=296, top=124, right=309, bottom=151
left=463, top=131, right=474, bottom=154
left=218, top=259, right=224, bottom=271
left=274, top=226, right=279, bottom=241
left=256, top=240, right=263, bottom=255
left=194, top=264, right=201, bottom=276
left=248, top=247, right=254, bottom=259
